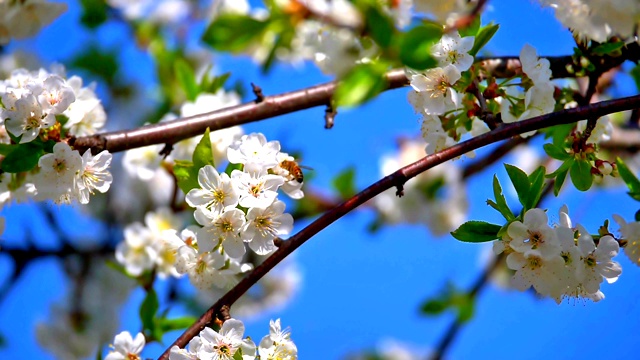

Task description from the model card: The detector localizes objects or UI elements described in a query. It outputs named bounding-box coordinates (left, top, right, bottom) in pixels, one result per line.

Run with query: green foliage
left=140, top=288, right=162, bottom=340
left=543, top=143, right=571, bottom=160
left=451, top=221, right=502, bottom=242
left=488, top=175, right=515, bottom=221
left=174, top=59, right=200, bottom=102
left=398, top=24, right=440, bottom=70
left=503, top=164, right=547, bottom=211
left=79, top=0, right=108, bottom=29
left=202, top=14, right=269, bottom=53
left=591, top=41, right=625, bottom=56
left=192, top=128, right=216, bottom=170
left=630, top=63, right=640, bottom=92
left=0, top=142, right=45, bottom=173
left=159, top=316, right=199, bottom=333
left=332, top=166, right=357, bottom=199
left=200, top=70, right=231, bottom=94
left=420, top=283, right=474, bottom=323
left=175, top=128, right=217, bottom=195
left=469, top=22, right=499, bottom=56
left=569, top=158, right=593, bottom=191
left=616, top=157, right=640, bottom=201
left=70, top=46, right=119, bottom=86
left=363, top=5, right=397, bottom=48
left=334, top=62, right=388, bottom=107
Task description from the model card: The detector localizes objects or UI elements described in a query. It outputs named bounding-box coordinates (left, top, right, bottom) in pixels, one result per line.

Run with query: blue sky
left=1, top=1, right=640, bottom=359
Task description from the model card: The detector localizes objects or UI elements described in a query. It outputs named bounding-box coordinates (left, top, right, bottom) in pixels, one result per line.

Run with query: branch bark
left=159, top=93, right=640, bottom=359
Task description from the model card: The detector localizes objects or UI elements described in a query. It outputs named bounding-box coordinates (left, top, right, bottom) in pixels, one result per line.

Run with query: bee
left=280, top=159, right=308, bottom=183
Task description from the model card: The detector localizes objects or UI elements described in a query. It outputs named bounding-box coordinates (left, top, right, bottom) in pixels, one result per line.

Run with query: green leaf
left=159, top=316, right=199, bottom=332
left=224, top=162, right=243, bottom=176
left=543, top=143, right=570, bottom=160
left=334, top=63, right=388, bottom=107
left=201, top=72, right=231, bottom=94
left=469, top=22, right=499, bottom=56
left=333, top=167, right=357, bottom=199
left=504, top=164, right=530, bottom=208
left=174, top=160, right=200, bottom=195
left=616, top=157, right=640, bottom=195
left=233, top=349, right=244, bottom=360
left=526, top=166, right=546, bottom=209
left=0, top=143, right=15, bottom=156
left=175, top=59, right=199, bottom=101
left=70, top=46, right=119, bottom=86
left=492, top=175, right=514, bottom=221
left=546, top=157, right=575, bottom=178
left=553, top=167, right=568, bottom=196
left=1, top=143, right=43, bottom=173
left=140, top=288, right=159, bottom=336
left=452, top=292, right=474, bottom=323
left=79, top=0, right=108, bottom=29
left=202, top=14, right=268, bottom=53
left=570, top=158, right=593, bottom=191
left=451, top=221, right=502, bottom=242
left=364, top=6, right=396, bottom=48
left=591, top=41, right=625, bottom=56
left=420, top=297, right=449, bottom=315
left=459, top=15, right=481, bottom=38
left=398, top=24, right=441, bottom=69
left=192, top=128, right=215, bottom=170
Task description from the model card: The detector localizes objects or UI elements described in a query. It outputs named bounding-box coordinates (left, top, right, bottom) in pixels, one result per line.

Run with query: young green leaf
left=616, top=157, right=640, bottom=195
left=553, top=167, right=568, bottom=196
left=333, top=166, right=357, bottom=199
left=591, top=41, right=625, bottom=56
left=543, top=143, right=570, bottom=160
left=192, top=127, right=215, bottom=170
left=469, top=22, right=499, bottom=56
left=140, top=288, right=159, bottom=337
left=0, top=143, right=44, bottom=173
left=526, top=166, right=546, bottom=209
left=174, top=59, right=199, bottom=101
left=174, top=160, right=199, bottom=195
left=451, top=221, right=502, bottom=242
left=504, top=164, right=530, bottom=208
left=364, top=5, right=396, bottom=48
left=492, top=175, right=514, bottom=221
left=159, top=316, right=198, bottom=332
left=570, top=158, right=593, bottom=191
left=334, top=63, right=388, bottom=107
left=398, top=24, right=440, bottom=70
left=202, top=14, right=268, bottom=53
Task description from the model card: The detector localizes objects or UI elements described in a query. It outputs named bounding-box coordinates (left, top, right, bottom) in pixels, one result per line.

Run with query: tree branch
left=72, top=55, right=579, bottom=155
left=159, top=93, right=640, bottom=359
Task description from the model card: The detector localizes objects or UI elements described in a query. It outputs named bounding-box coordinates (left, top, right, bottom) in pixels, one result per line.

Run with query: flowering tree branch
left=71, top=55, right=580, bottom=155
left=159, top=93, right=640, bottom=359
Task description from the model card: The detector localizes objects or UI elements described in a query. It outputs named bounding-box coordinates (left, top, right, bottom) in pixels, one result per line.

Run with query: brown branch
left=158, top=93, right=640, bottom=360
left=72, top=56, right=580, bottom=155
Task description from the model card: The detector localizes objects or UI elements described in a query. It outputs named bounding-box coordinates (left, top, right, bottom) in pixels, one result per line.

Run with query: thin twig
left=159, top=93, right=640, bottom=360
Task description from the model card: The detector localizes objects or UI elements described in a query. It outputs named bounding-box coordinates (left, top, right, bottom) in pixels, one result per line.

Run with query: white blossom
left=186, top=165, right=239, bottom=214
left=231, top=164, right=285, bottom=209
left=198, top=319, right=256, bottom=360
left=243, top=200, right=294, bottom=255
left=408, top=65, right=461, bottom=116
left=227, top=133, right=281, bottom=169
left=195, top=208, right=247, bottom=258
left=431, top=31, right=475, bottom=72
left=115, top=223, right=157, bottom=277
left=77, top=150, right=113, bottom=204
left=258, top=319, right=297, bottom=360
left=105, top=331, right=145, bottom=360
left=33, top=142, right=83, bottom=204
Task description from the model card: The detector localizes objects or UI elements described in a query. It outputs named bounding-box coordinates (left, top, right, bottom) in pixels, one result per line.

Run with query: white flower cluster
left=115, top=208, right=187, bottom=278
left=372, top=139, right=468, bottom=235
left=407, top=31, right=489, bottom=155
left=538, top=0, right=640, bottom=42
left=500, top=44, right=556, bottom=137
left=175, top=133, right=301, bottom=290
left=117, top=132, right=303, bottom=292
left=494, top=206, right=623, bottom=303
left=0, top=67, right=106, bottom=142
left=0, top=0, right=67, bottom=44
left=168, top=318, right=298, bottom=360
left=0, top=67, right=111, bottom=205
